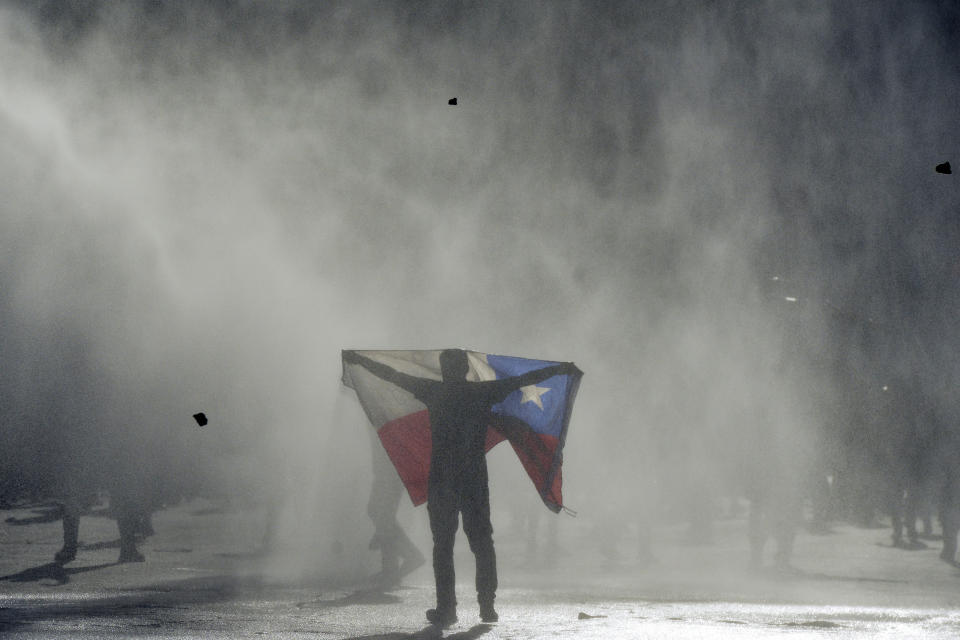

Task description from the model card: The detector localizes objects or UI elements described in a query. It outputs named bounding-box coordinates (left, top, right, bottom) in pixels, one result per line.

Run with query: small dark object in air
left=193, top=412, right=207, bottom=427
left=936, top=161, right=951, bottom=174
left=578, top=612, right=607, bottom=619
left=448, top=97, right=457, bottom=105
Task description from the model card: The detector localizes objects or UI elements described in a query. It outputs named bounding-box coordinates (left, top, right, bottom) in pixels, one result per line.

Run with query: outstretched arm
left=342, top=350, right=426, bottom=396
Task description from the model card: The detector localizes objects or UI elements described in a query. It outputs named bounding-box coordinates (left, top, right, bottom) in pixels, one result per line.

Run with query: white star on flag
left=519, top=384, right=551, bottom=410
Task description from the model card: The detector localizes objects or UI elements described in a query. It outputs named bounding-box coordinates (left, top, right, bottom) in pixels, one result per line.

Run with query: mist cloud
left=2, top=0, right=958, bottom=575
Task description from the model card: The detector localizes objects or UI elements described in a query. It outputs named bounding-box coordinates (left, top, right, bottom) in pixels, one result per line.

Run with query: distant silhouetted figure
left=878, top=376, right=936, bottom=550
left=48, top=428, right=150, bottom=566
left=744, top=408, right=804, bottom=573
left=939, top=478, right=960, bottom=565
left=367, top=429, right=425, bottom=587
left=747, top=479, right=801, bottom=572
left=55, top=481, right=147, bottom=565
left=343, top=348, right=577, bottom=627
left=930, top=414, right=960, bottom=565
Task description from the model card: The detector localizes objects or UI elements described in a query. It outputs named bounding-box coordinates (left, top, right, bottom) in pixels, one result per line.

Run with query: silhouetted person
left=747, top=480, right=801, bottom=572
left=743, top=407, right=804, bottom=573
left=871, top=375, right=936, bottom=550
left=930, top=415, right=960, bottom=565
left=367, top=428, right=425, bottom=587
left=55, top=478, right=147, bottom=565
left=343, top=348, right=577, bottom=627
left=52, top=419, right=152, bottom=566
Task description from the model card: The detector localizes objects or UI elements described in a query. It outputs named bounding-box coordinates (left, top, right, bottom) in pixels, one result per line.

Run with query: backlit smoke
left=1, top=1, right=958, bottom=580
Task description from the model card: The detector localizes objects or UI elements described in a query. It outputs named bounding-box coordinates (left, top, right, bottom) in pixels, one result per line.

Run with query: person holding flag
left=342, top=348, right=580, bottom=627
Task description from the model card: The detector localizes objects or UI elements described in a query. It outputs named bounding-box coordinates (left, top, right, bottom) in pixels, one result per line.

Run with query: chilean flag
left=342, top=350, right=582, bottom=512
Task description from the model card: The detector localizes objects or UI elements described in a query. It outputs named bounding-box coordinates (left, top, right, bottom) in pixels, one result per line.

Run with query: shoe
left=371, top=569, right=400, bottom=589
left=399, top=552, right=426, bottom=577
left=54, top=546, right=77, bottom=565
left=425, top=608, right=457, bottom=627
left=480, top=604, right=498, bottom=623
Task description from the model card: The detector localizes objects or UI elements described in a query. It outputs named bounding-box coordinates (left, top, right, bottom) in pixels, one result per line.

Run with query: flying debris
left=935, top=161, right=951, bottom=174
left=448, top=97, right=457, bottom=105
left=192, top=412, right=207, bottom=427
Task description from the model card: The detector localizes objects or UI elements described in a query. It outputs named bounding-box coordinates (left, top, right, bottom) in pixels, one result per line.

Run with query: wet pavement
left=3, top=500, right=960, bottom=638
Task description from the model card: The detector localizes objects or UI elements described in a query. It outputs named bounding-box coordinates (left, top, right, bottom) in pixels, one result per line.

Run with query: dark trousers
left=369, top=463, right=421, bottom=577
left=748, top=489, right=799, bottom=567
left=427, top=483, right=497, bottom=611
left=939, top=473, right=960, bottom=562
left=59, top=493, right=140, bottom=557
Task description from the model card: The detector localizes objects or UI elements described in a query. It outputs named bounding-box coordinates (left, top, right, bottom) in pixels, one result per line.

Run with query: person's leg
left=427, top=489, right=459, bottom=624
left=395, top=525, right=425, bottom=576
left=920, top=490, right=934, bottom=537
left=377, top=525, right=401, bottom=586
left=890, top=486, right=905, bottom=547
left=369, top=458, right=414, bottom=585
left=462, top=486, right=497, bottom=622
left=808, top=470, right=832, bottom=533
left=114, top=493, right=145, bottom=563
left=55, top=501, right=80, bottom=565
left=940, top=512, right=958, bottom=563
left=940, top=502, right=959, bottom=563
left=773, top=489, right=803, bottom=571
left=773, top=517, right=797, bottom=570
left=904, top=486, right=919, bottom=544
left=938, top=474, right=959, bottom=563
